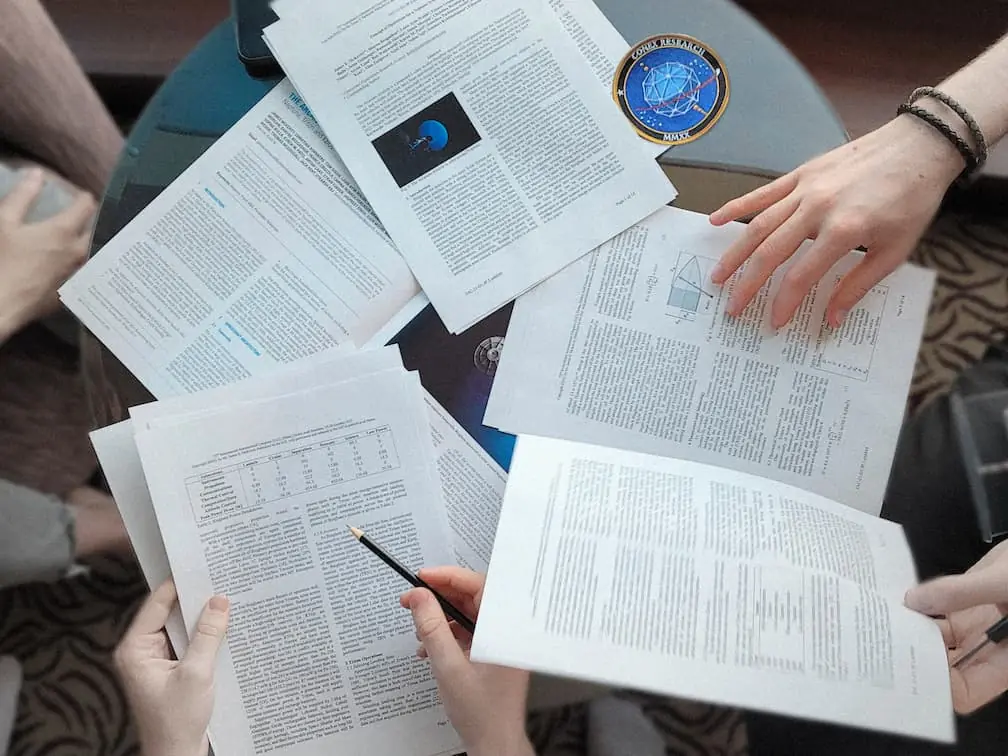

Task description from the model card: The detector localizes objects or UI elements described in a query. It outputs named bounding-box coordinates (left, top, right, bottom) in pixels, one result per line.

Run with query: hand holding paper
left=115, top=580, right=230, bottom=756
left=471, top=435, right=955, bottom=743
left=906, top=540, right=1008, bottom=714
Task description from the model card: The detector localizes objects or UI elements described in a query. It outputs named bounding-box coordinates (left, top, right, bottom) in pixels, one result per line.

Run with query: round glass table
left=76, top=1, right=849, bottom=731
left=82, top=5, right=845, bottom=428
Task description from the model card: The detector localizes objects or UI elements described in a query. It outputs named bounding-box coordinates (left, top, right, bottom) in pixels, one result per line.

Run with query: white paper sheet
left=134, top=370, right=461, bottom=756
left=60, top=80, right=418, bottom=398
left=269, top=0, right=666, bottom=160
left=128, top=343, right=501, bottom=574
left=471, top=435, right=954, bottom=743
left=91, top=349, right=407, bottom=645
left=263, top=0, right=676, bottom=332
left=361, top=293, right=431, bottom=351
left=92, top=351, right=441, bottom=755
left=90, top=421, right=189, bottom=651
left=485, top=207, right=934, bottom=514
left=129, top=347, right=404, bottom=428
left=423, top=392, right=506, bottom=572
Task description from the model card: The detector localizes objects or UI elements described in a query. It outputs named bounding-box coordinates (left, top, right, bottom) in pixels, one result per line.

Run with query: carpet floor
left=0, top=210, right=1005, bottom=756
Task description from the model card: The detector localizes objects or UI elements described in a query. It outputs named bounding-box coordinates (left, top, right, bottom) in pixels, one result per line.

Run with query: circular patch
left=473, top=336, right=504, bottom=377
left=613, top=34, right=729, bottom=146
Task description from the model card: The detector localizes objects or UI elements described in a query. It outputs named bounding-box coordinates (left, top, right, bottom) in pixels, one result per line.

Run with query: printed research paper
left=471, top=436, right=954, bottom=743
left=264, top=0, right=677, bottom=333
left=60, top=81, right=418, bottom=398
left=270, top=0, right=668, bottom=160
left=133, top=369, right=463, bottom=756
left=485, top=207, right=934, bottom=515
left=91, top=347, right=506, bottom=643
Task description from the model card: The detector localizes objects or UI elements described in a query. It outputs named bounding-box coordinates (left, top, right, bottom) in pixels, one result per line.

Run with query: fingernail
left=832, top=309, right=848, bottom=328
left=26, top=168, right=43, bottom=182
left=710, top=265, right=724, bottom=284
left=904, top=589, right=932, bottom=614
left=209, top=595, right=229, bottom=612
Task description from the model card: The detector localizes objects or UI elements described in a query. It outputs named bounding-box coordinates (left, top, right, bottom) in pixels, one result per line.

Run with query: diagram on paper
left=666, top=251, right=717, bottom=322
left=810, top=281, right=887, bottom=381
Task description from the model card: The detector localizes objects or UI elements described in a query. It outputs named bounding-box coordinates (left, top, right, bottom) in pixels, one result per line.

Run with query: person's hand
left=709, top=115, right=964, bottom=329
left=905, top=541, right=1008, bottom=714
left=65, top=485, right=131, bottom=558
left=114, top=580, right=230, bottom=756
left=0, top=168, right=95, bottom=340
left=401, top=567, right=534, bottom=756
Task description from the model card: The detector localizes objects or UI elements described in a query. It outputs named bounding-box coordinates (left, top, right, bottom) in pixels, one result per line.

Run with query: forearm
left=879, top=32, right=1008, bottom=200
left=919, top=33, right=1008, bottom=156
left=0, top=311, right=16, bottom=347
left=469, top=734, right=536, bottom=756
left=0, top=0, right=122, bottom=196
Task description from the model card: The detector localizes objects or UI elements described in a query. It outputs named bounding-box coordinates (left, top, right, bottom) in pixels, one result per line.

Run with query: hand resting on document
left=402, top=566, right=535, bottom=756
left=905, top=540, right=1008, bottom=714
left=115, top=580, right=230, bottom=756
left=708, top=31, right=1008, bottom=330
left=707, top=115, right=960, bottom=331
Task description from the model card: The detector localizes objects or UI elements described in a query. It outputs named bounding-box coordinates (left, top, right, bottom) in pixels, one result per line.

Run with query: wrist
left=137, top=728, right=207, bottom=756
left=890, top=112, right=965, bottom=189
left=0, top=311, right=17, bottom=345
left=142, top=743, right=206, bottom=756
left=469, top=732, right=535, bottom=756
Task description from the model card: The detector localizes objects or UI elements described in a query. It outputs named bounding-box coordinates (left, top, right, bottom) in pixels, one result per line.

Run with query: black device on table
left=232, top=0, right=283, bottom=78
left=951, top=387, right=1008, bottom=542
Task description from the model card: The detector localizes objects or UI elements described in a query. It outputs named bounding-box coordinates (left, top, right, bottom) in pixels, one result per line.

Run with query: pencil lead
left=348, top=525, right=364, bottom=540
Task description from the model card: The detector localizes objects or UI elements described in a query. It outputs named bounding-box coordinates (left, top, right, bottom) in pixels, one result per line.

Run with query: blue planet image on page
left=411, top=120, right=450, bottom=152
left=372, top=92, right=481, bottom=187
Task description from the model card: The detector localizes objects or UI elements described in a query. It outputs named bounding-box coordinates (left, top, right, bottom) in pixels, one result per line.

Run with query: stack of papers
left=92, top=346, right=504, bottom=755
left=56, top=0, right=958, bottom=748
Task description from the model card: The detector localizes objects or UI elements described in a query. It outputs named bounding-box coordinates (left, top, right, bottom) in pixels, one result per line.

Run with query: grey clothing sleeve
left=0, top=478, right=75, bottom=589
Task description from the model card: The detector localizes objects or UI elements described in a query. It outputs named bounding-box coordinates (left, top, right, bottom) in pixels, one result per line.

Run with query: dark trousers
left=748, top=342, right=1008, bottom=756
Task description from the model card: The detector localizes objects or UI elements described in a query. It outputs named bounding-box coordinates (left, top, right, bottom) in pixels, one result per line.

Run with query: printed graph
left=667, top=252, right=716, bottom=322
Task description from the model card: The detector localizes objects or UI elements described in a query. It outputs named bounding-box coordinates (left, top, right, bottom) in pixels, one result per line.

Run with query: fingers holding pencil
left=414, top=567, right=483, bottom=617
left=349, top=525, right=477, bottom=633
left=405, top=589, right=474, bottom=659
left=401, top=566, right=486, bottom=657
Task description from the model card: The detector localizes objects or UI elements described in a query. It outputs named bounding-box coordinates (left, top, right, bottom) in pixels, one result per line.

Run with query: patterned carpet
left=0, top=210, right=1005, bottom=756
